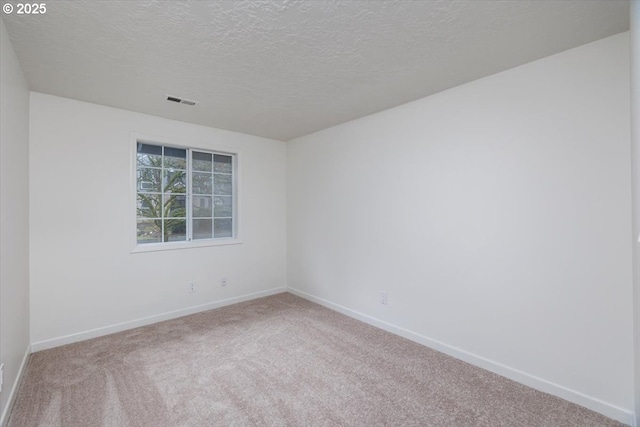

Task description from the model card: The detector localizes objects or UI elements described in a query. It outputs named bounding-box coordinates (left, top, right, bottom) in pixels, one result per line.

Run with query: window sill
left=131, top=238, right=242, bottom=254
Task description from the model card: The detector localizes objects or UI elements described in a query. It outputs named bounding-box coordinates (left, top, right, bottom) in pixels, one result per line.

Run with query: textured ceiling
left=2, top=0, right=630, bottom=141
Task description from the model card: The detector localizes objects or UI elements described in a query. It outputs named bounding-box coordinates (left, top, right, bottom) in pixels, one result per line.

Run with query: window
left=136, top=142, right=236, bottom=246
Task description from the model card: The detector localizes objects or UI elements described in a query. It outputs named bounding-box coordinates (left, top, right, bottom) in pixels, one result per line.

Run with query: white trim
left=287, top=287, right=635, bottom=426
left=31, top=287, right=286, bottom=352
left=0, top=345, right=31, bottom=427
left=131, top=238, right=243, bottom=253
left=630, top=3, right=640, bottom=427
left=129, top=132, right=242, bottom=252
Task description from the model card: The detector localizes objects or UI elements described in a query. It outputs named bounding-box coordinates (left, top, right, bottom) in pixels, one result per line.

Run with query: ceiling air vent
left=166, top=95, right=198, bottom=106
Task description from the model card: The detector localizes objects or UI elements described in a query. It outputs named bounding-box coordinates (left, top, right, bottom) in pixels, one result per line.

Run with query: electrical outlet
left=380, top=292, right=388, bottom=305
left=221, top=278, right=228, bottom=287
left=188, top=282, right=196, bottom=293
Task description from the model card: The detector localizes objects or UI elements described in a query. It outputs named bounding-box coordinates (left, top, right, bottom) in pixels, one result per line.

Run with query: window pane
left=193, top=219, right=213, bottom=240
left=214, top=154, right=232, bottom=173
left=163, top=170, right=186, bottom=193
left=137, top=168, right=161, bottom=192
left=193, top=151, right=212, bottom=172
left=164, top=147, right=186, bottom=170
left=164, top=194, right=186, bottom=218
left=164, top=219, right=186, bottom=242
left=137, top=194, right=161, bottom=218
left=213, top=196, right=232, bottom=217
left=214, top=174, right=232, bottom=195
left=193, top=172, right=212, bottom=195
left=137, top=143, right=162, bottom=167
left=137, top=219, right=161, bottom=244
left=138, top=143, right=163, bottom=155
left=193, top=196, right=212, bottom=218
left=137, top=153, right=162, bottom=168
left=214, top=218, right=233, bottom=238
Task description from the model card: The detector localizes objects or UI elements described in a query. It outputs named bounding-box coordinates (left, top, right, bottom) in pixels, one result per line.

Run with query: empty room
left=1, top=0, right=639, bottom=426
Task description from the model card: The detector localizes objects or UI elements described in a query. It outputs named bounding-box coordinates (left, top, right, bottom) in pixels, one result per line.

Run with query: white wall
left=287, top=32, right=634, bottom=423
left=29, top=93, right=287, bottom=348
left=0, top=18, right=31, bottom=425
left=630, top=2, right=640, bottom=425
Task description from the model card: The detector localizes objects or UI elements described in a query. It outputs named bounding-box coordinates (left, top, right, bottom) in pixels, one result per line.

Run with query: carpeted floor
left=8, top=293, right=624, bottom=426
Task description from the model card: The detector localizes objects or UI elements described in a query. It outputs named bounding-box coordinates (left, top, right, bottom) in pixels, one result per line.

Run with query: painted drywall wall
left=287, top=32, right=633, bottom=423
left=29, top=93, right=287, bottom=348
left=631, top=2, right=640, bottom=425
left=0, top=17, right=31, bottom=425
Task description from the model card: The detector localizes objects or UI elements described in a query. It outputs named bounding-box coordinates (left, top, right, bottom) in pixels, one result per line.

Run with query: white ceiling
left=2, top=0, right=630, bottom=141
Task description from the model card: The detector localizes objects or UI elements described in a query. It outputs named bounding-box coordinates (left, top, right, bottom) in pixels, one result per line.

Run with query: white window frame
left=130, top=133, right=242, bottom=253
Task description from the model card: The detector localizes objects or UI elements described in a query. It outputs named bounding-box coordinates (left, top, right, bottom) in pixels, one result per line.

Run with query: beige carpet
left=9, top=293, right=624, bottom=427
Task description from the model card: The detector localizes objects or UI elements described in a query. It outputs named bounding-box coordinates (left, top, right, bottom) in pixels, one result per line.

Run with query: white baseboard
left=287, top=287, right=635, bottom=426
left=31, top=287, right=287, bottom=352
left=0, top=345, right=31, bottom=427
